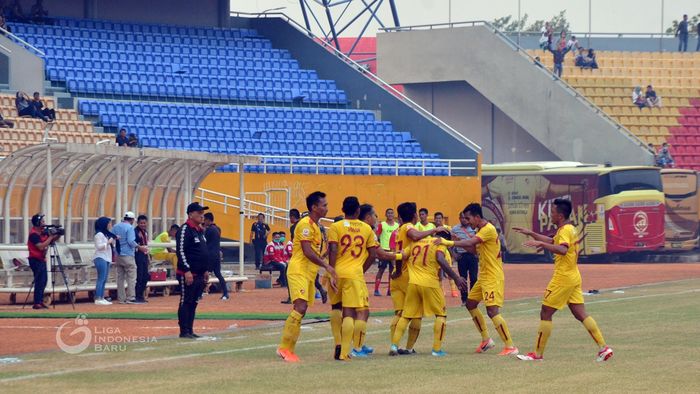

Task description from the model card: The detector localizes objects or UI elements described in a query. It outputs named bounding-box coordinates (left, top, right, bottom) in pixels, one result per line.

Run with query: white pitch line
left=1, top=287, right=697, bottom=384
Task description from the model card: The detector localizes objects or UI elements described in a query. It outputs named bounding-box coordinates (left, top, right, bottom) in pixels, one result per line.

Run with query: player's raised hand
left=523, top=240, right=543, bottom=252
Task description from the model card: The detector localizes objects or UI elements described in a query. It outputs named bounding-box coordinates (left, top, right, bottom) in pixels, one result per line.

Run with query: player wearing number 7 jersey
left=328, top=197, right=378, bottom=361
left=513, top=198, right=613, bottom=362
left=436, top=203, right=518, bottom=356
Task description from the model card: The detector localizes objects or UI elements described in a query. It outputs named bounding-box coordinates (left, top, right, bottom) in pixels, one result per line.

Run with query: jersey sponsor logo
left=302, top=228, right=310, bottom=237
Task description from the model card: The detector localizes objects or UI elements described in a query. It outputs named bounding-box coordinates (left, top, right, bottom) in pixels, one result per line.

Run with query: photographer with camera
left=27, top=214, right=61, bottom=309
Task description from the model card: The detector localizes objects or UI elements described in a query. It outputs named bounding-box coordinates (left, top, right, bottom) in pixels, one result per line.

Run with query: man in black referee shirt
left=177, top=202, right=210, bottom=338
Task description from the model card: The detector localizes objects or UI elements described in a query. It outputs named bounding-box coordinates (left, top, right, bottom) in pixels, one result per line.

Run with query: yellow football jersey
left=551, top=223, right=582, bottom=285
left=287, top=216, right=323, bottom=280
left=415, top=222, right=436, bottom=232
left=475, top=222, right=504, bottom=281
left=403, top=237, right=450, bottom=289
left=395, top=223, right=416, bottom=282
left=328, top=219, right=378, bottom=280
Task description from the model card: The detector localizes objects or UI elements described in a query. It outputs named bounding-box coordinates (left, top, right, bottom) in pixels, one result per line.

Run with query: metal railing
left=380, top=20, right=654, bottom=155
left=223, top=155, right=477, bottom=176
left=0, top=26, right=45, bottom=57
left=230, top=10, right=482, bottom=153
left=195, top=187, right=291, bottom=227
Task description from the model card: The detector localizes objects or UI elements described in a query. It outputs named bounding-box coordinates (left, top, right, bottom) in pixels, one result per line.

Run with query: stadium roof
left=0, top=143, right=257, bottom=243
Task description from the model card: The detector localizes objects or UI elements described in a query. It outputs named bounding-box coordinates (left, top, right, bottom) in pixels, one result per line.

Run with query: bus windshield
left=599, top=169, right=663, bottom=196
left=663, top=173, right=698, bottom=199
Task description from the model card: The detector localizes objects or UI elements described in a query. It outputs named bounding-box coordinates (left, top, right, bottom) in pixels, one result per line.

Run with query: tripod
left=22, top=242, right=75, bottom=310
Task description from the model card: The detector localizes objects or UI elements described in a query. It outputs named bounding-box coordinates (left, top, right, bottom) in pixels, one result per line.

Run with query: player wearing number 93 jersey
left=328, top=197, right=378, bottom=360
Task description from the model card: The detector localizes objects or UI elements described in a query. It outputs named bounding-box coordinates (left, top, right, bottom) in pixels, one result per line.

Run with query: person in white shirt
left=94, top=217, right=117, bottom=305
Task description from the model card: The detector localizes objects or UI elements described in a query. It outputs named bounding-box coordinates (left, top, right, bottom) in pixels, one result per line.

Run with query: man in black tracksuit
left=204, top=212, right=229, bottom=300
left=177, top=202, right=210, bottom=338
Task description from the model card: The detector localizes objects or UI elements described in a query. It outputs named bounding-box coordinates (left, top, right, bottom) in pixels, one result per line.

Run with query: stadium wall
left=403, top=82, right=559, bottom=163
left=377, top=25, right=655, bottom=166
left=0, top=33, right=44, bottom=94
left=230, top=16, right=480, bottom=162
left=201, top=173, right=481, bottom=240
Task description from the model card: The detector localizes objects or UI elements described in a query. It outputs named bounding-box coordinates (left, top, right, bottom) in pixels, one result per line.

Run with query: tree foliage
left=492, top=10, right=570, bottom=33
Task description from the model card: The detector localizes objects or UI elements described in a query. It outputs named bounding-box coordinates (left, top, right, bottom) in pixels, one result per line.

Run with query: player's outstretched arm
left=376, top=248, right=402, bottom=262
left=434, top=236, right=478, bottom=249
left=513, top=227, right=554, bottom=244
left=523, top=239, right=568, bottom=255
left=436, top=251, right=469, bottom=292
left=407, top=226, right=447, bottom=242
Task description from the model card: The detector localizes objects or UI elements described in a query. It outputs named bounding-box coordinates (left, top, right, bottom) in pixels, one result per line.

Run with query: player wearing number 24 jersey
left=437, top=203, right=518, bottom=356
left=513, top=198, right=612, bottom=362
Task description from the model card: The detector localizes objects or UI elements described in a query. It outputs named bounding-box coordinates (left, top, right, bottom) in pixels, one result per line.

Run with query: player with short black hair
left=437, top=202, right=519, bottom=356
left=514, top=198, right=613, bottom=362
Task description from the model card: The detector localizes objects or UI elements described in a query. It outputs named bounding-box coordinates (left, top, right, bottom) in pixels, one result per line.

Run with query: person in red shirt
left=263, top=232, right=288, bottom=287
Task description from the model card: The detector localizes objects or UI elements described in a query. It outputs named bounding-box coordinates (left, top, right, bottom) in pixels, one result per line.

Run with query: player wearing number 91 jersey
left=390, top=237, right=468, bottom=356
left=328, top=197, right=378, bottom=361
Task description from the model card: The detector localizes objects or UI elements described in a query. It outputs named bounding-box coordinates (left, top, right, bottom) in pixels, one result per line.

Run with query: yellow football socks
left=390, top=313, right=401, bottom=342
left=433, top=316, right=447, bottom=351
left=582, top=316, right=606, bottom=347
left=491, top=314, right=514, bottom=347
left=469, top=308, right=489, bottom=340
left=353, top=319, right=367, bottom=349
left=406, top=318, right=422, bottom=350
left=329, top=308, right=342, bottom=346
left=340, top=317, right=354, bottom=359
left=392, top=316, right=410, bottom=346
left=536, top=320, right=553, bottom=356
left=280, top=310, right=303, bottom=352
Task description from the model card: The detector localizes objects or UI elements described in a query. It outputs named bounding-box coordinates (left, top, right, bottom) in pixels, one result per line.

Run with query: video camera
left=42, top=224, right=65, bottom=237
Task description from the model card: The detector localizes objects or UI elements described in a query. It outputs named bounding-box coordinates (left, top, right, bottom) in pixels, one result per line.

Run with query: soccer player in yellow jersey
left=277, top=191, right=338, bottom=363
left=390, top=236, right=468, bottom=357
left=438, top=203, right=519, bottom=356
left=514, top=199, right=613, bottom=362
left=328, top=197, right=378, bottom=361
left=392, top=202, right=449, bottom=355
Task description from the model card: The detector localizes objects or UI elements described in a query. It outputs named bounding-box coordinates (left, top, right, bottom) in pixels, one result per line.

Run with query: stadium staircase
left=531, top=50, right=700, bottom=170
left=3, top=18, right=477, bottom=175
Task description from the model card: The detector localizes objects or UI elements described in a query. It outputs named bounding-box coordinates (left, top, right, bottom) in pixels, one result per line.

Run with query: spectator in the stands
left=657, top=143, right=674, bottom=168
left=547, top=44, right=570, bottom=78
left=566, top=35, right=580, bottom=54
left=31, top=92, right=55, bottom=121
left=0, top=14, right=11, bottom=34
left=574, top=48, right=586, bottom=67
left=0, top=112, right=13, bottom=128
left=557, top=30, right=567, bottom=50
left=645, top=85, right=661, bottom=108
left=676, top=14, right=689, bottom=52
left=16, top=91, right=38, bottom=118
left=6, top=0, right=24, bottom=22
left=127, top=133, right=138, bottom=147
left=633, top=86, right=647, bottom=109
left=116, top=128, right=128, bottom=146
left=586, top=49, right=599, bottom=69
left=539, top=21, right=552, bottom=50
left=29, top=0, right=47, bottom=23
